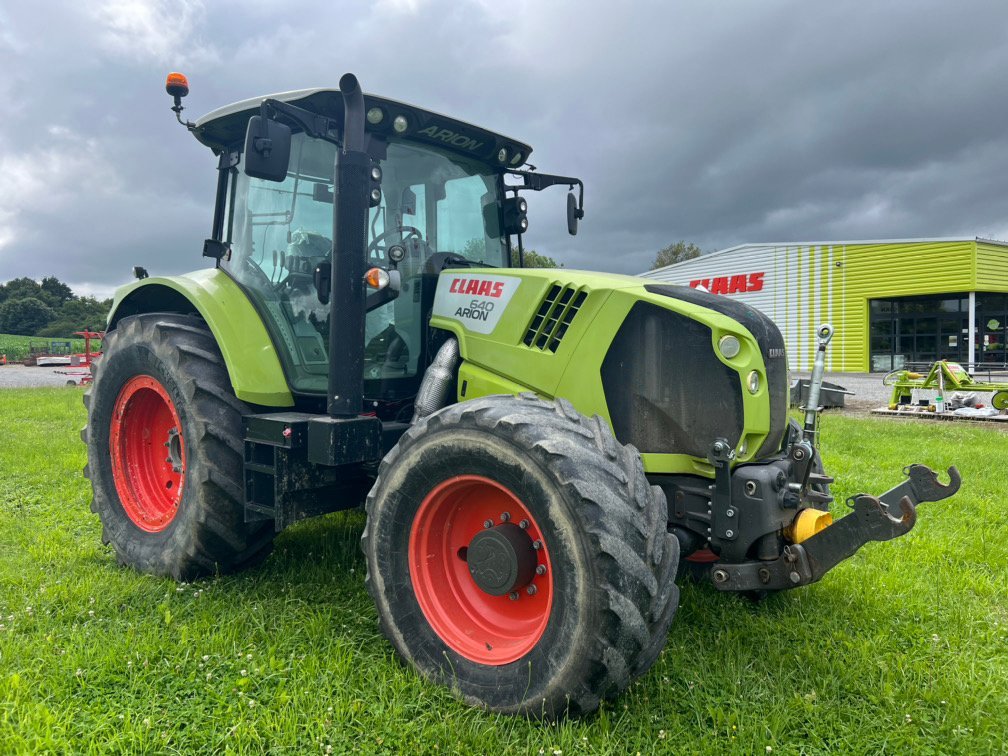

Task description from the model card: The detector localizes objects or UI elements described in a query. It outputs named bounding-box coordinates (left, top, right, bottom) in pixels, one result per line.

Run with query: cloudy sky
left=2, top=0, right=1008, bottom=297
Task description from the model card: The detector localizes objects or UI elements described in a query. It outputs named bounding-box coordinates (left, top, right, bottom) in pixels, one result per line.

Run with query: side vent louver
left=523, top=284, right=588, bottom=352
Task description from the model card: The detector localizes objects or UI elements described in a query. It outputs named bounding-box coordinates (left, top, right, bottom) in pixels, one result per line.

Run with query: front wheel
left=362, top=394, right=679, bottom=717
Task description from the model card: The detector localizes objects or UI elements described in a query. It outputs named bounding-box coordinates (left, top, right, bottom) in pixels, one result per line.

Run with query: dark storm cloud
left=1, top=0, right=1007, bottom=296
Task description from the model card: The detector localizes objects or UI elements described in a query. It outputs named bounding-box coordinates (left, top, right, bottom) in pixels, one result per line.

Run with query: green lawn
left=1, top=389, right=1005, bottom=754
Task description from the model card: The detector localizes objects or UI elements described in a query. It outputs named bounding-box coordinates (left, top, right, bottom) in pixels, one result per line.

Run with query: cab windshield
left=224, top=132, right=507, bottom=395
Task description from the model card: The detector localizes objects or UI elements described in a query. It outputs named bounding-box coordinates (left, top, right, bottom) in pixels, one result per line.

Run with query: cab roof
left=193, top=88, right=533, bottom=169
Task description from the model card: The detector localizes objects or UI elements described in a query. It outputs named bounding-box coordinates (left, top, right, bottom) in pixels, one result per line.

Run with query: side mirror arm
left=260, top=99, right=339, bottom=145
left=506, top=170, right=585, bottom=219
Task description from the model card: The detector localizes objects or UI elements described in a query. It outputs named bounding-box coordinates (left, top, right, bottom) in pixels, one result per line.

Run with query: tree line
left=650, top=240, right=702, bottom=270
left=0, top=277, right=111, bottom=336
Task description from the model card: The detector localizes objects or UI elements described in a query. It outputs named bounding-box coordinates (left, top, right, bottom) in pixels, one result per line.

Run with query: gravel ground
left=0, top=364, right=90, bottom=388
left=790, top=371, right=893, bottom=410
left=792, top=369, right=1008, bottom=411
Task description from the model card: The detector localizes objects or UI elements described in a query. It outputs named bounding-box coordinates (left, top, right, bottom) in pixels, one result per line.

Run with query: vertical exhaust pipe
left=327, top=73, right=370, bottom=417
left=339, top=73, right=366, bottom=152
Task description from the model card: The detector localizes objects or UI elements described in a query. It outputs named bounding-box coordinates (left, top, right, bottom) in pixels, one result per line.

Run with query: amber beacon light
left=165, top=72, right=195, bottom=129
left=165, top=72, right=189, bottom=98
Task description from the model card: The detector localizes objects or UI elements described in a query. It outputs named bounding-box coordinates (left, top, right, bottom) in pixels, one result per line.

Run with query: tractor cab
left=188, top=86, right=577, bottom=413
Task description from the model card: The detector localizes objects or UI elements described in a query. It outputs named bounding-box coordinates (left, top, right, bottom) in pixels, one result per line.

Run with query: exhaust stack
left=327, top=73, right=371, bottom=417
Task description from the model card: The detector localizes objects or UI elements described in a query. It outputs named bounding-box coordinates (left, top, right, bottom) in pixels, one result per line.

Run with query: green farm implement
left=886, top=360, right=1008, bottom=410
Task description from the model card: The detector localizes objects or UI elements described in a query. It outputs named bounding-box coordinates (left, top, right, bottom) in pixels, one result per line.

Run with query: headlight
left=747, top=371, right=761, bottom=394
left=718, top=335, right=741, bottom=359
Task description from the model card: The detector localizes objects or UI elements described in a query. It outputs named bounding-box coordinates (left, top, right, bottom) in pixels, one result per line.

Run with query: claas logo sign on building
left=689, top=272, right=765, bottom=295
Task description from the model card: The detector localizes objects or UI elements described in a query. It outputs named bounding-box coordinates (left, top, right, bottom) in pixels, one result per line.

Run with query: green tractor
left=82, top=72, right=960, bottom=717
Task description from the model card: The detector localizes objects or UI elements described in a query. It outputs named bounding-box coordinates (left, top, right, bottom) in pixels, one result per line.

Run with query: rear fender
left=107, top=269, right=294, bottom=407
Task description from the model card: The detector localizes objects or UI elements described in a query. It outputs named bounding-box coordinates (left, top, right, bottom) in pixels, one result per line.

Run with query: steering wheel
left=367, top=226, right=424, bottom=262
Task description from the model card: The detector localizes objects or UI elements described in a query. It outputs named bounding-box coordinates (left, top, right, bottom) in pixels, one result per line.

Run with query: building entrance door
left=976, top=294, right=1007, bottom=368
left=870, top=294, right=969, bottom=371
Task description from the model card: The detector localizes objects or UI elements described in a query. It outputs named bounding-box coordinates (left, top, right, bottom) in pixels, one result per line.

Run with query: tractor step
left=242, top=412, right=386, bottom=531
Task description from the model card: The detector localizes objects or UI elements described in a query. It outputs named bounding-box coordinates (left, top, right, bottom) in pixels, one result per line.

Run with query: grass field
left=1, top=389, right=1006, bottom=754
left=0, top=334, right=101, bottom=362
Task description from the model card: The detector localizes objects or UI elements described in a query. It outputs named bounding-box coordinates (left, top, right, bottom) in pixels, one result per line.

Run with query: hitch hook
left=876, top=464, right=962, bottom=510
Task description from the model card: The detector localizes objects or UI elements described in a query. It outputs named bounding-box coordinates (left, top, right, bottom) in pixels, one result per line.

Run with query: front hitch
left=711, top=464, right=961, bottom=592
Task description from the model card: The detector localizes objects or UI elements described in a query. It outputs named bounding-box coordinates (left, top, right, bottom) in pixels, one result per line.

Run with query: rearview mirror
left=313, top=261, right=331, bottom=305
left=243, top=115, right=291, bottom=182
left=567, top=191, right=580, bottom=236
left=483, top=201, right=502, bottom=239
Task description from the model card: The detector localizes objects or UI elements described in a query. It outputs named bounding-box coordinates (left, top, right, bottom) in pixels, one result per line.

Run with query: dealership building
left=640, top=237, right=1008, bottom=372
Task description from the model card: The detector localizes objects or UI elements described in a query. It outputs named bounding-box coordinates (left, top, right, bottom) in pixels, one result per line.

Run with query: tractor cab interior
left=223, top=130, right=507, bottom=407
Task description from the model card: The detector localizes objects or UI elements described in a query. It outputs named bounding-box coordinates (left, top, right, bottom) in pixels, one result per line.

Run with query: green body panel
left=107, top=269, right=294, bottom=407
left=432, top=268, right=773, bottom=474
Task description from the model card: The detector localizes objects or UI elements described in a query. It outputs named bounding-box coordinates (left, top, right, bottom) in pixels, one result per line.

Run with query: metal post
left=967, top=291, right=976, bottom=375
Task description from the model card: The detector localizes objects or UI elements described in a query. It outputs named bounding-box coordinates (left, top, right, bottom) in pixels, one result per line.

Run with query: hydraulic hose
left=412, top=339, right=459, bottom=423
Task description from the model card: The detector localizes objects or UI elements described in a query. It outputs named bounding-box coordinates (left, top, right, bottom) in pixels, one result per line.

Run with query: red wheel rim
left=409, top=475, right=554, bottom=665
left=109, top=375, right=186, bottom=532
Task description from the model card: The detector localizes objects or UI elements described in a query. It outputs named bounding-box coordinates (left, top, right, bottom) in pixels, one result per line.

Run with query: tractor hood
left=192, top=88, right=533, bottom=169
left=430, top=267, right=788, bottom=475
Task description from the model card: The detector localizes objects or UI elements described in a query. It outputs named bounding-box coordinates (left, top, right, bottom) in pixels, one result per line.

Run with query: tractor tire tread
left=362, top=392, right=678, bottom=718
left=83, top=313, right=274, bottom=580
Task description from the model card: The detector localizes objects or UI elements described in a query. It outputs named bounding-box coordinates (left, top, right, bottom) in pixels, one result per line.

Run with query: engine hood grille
left=643, top=284, right=788, bottom=458
left=523, top=284, right=587, bottom=353
left=601, top=302, right=744, bottom=457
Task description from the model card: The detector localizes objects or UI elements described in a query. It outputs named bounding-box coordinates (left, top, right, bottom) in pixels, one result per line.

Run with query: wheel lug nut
left=526, top=584, right=537, bottom=596
left=519, top=519, right=530, bottom=529
left=483, top=519, right=493, bottom=529
left=500, top=512, right=510, bottom=522
left=536, top=564, right=546, bottom=576
left=508, top=591, right=519, bottom=601
left=532, top=540, right=543, bottom=550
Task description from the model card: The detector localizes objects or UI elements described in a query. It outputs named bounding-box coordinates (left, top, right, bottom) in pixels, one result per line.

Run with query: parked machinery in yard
left=886, top=359, right=1008, bottom=411
left=81, top=72, right=961, bottom=717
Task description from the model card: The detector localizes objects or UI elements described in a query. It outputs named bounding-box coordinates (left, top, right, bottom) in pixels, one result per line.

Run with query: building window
left=869, top=293, right=969, bottom=371
left=977, top=293, right=1008, bottom=366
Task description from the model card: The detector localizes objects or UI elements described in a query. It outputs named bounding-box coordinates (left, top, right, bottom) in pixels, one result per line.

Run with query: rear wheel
left=83, top=314, right=274, bottom=580
left=362, top=393, right=679, bottom=717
